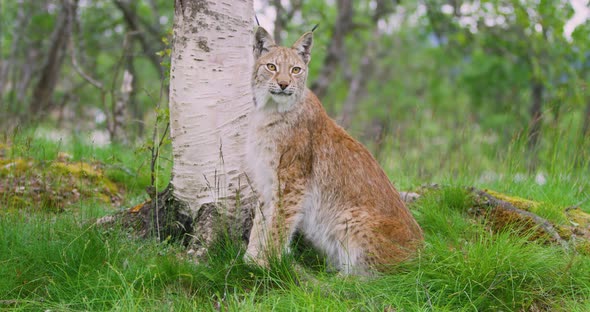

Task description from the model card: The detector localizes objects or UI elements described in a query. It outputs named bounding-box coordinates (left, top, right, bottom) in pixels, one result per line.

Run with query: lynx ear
left=292, top=32, right=313, bottom=64
left=253, top=27, right=276, bottom=60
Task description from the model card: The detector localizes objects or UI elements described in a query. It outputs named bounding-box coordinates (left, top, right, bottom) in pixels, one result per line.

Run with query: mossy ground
left=0, top=155, right=122, bottom=212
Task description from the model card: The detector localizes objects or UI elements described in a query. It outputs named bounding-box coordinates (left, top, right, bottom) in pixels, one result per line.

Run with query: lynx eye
left=266, top=63, right=277, bottom=71
left=291, top=67, right=302, bottom=74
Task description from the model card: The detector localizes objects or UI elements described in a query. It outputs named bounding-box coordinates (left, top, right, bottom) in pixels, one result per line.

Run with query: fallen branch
left=473, top=188, right=570, bottom=250
left=401, top=186, right=579, bottom=251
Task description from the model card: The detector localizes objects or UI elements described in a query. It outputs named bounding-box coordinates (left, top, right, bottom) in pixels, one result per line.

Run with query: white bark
left=169, top=1, right=254, bottom=222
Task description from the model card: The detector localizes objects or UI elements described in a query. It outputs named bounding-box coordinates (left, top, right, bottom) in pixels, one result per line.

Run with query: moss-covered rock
left=483, top=189, right=540, bottom=210
left=475, top=189, right=590, bottom=254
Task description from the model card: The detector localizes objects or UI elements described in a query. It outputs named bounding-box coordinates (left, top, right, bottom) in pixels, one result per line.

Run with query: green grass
left=1, top=129, right=590, bottom=311
left=3, top=205, right=589, bottom=311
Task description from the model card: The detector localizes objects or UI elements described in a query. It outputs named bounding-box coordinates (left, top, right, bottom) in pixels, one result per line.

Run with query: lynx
left=245, top=27, right=423, bottom=274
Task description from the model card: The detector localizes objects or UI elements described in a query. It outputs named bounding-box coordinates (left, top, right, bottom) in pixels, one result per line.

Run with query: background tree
left=0, top=0, right=170, bottom=138
left=29, top=0, right=79, bottom=118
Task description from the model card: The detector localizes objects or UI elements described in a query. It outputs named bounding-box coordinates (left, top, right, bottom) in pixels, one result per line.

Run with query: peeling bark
left=168, top=0, right=255, bottom=253
left=97, top=1, right=257, bottom=252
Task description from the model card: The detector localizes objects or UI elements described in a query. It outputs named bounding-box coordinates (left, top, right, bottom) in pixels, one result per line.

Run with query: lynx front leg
left=268, top=184, right=305, bottom=255
left=245, top=200, right=272, bottom=266
left=245, top=177, right=306, bottom=267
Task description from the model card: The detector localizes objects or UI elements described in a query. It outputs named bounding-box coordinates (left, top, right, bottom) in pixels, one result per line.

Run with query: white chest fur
left=245, top=111, right=285, bottom=205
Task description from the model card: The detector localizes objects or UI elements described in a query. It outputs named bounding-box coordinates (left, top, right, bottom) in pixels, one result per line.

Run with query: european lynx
left=245, top=27, right=423, bottom=274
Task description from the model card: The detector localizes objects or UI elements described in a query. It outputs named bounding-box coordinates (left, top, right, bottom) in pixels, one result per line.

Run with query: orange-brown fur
left=245, top=27, right=423, bottom=274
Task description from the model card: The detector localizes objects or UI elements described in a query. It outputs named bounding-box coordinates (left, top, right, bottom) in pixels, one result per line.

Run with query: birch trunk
left=168, top=0, right=255, bottom=250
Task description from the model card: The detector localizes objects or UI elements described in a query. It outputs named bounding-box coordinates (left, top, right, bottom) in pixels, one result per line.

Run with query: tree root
left=97, top=183, right=256, bottom=260
left=97, top=184, right=193, bottom=246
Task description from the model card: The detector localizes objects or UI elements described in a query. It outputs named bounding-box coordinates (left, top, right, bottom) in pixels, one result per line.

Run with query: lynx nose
left=278, top=81, right=289, bottom=90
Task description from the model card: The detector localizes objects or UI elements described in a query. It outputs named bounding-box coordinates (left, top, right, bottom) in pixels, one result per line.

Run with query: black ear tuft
left=292, top=32, right=313, bottom=64
left=253, top=27, right=276, bottom=60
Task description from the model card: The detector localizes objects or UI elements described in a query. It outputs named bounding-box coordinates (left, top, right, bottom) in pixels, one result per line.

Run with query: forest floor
left=1, top=130, right=590, bottom=311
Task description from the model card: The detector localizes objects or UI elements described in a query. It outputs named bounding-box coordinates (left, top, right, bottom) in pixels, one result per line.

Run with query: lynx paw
left=243, top=252, right=269, bottom=268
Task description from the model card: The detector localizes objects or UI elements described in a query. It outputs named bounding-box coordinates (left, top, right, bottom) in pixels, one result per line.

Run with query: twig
left=69, top=38, right=104, bottom=90
left=110, top=31, right=138, bottom=95
left=419, top=281, right=434, bottom=311
left=143, top=51, right=171, bottom=240
left=150, top=122, right=169, bottom=187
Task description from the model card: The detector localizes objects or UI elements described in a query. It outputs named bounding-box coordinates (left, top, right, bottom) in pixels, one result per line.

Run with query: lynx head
left=252, top=27, right=313, bottom=112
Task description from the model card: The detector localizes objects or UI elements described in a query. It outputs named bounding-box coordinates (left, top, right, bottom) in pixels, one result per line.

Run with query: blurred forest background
left=2, top=2, right=590, bottom=309
left=1, top=0, right=589, bottom=183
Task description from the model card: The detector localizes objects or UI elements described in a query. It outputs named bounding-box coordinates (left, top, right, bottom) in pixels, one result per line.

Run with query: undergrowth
left=1, top=129, right=589, bottom=311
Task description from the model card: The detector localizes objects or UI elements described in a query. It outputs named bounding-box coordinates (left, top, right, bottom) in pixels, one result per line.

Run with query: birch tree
left=150, top=0, right=255, bottom=254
